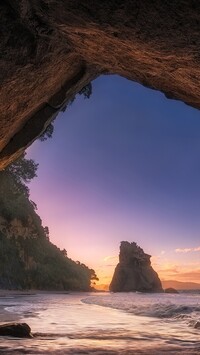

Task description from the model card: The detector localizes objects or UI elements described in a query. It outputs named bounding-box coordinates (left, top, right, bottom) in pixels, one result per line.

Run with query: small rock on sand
left=0, top=322, right=32, bottom=338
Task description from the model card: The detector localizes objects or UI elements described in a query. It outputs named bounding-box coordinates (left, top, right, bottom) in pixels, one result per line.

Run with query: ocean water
left=0, top=291, right=200, bottom=354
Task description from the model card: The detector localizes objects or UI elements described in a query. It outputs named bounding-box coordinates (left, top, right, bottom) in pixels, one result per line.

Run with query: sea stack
left=109, top=241, right=163, bottom=293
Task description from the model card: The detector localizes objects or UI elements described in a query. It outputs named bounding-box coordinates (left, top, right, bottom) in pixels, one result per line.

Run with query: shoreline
left=0, top=291, right=199, bottom=355
left=0, top=290, right=93, bottom=324
left=0, top=289, right=102, bottom=298
left=0, top=290, right=37, bottom=298
left=0, top=290, right=37, bottom=323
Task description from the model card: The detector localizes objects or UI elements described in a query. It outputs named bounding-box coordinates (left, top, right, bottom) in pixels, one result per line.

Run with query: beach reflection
left=0, top=292, right=199, bottom=354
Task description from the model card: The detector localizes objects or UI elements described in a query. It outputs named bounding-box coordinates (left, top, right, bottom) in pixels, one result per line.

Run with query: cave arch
left=1, top=0, right=200, bottom=168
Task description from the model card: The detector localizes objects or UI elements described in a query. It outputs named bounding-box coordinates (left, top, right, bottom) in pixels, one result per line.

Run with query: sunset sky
left=28, top=75, right=200, bottom=286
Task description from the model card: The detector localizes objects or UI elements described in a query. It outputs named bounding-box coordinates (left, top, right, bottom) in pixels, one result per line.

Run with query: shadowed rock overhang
left=1, top=0, right=200, bottom=168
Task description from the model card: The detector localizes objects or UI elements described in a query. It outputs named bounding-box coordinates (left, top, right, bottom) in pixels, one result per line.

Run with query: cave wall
left=1, top=0, right=200, bottom=168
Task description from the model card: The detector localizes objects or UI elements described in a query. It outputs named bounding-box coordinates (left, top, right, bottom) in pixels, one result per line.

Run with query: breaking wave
left=82, top=292, right=200, bottom=322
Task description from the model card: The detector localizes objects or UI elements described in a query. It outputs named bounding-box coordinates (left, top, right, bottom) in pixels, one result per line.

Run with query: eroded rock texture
left=1, top=1, right=200, bottom=168
left=110, top=241, right=163, bottom=292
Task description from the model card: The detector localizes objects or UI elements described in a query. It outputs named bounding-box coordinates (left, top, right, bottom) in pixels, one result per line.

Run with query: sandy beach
left=0, top=291, right=199, bottom=354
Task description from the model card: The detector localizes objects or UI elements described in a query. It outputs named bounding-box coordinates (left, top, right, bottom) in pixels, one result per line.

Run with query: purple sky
left=27, top=75, right=200, bottom=284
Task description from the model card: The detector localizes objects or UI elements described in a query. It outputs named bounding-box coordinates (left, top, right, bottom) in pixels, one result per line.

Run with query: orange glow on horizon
left=92, top=256, right=200, bottom=291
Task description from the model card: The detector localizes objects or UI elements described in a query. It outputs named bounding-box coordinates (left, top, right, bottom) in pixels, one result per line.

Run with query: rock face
left=110, top=241, right=163, bottom=292
left=194, top=321, right=200, bottom=329
left=0, top=323, right=32, bottom=338
left=1, top=1, right=200, bottom=168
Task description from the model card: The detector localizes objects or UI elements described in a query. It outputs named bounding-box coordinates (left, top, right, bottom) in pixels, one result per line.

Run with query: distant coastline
left=161, top=280, right=200, bottom=290
left=95, top=280, right=200, bottom=292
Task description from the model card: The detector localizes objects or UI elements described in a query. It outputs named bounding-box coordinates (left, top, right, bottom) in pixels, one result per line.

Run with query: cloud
left=103, top=264, right=117, bottom=267
left=175, top=246, right=200, bottom=253
left=168, top=270, right=200, bottom=282
left=103, top=255, right=118, bottom=262
left=175, top=248, right=193, bottom=253
left=157, top=267, right=179, bottom=274
left=156, top=261, right=200, bottom=283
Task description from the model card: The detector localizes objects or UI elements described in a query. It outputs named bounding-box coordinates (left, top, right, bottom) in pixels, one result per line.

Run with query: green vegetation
left=0, top=151, right=98, bottom=291
left=39, top=82, right=92, bottom=141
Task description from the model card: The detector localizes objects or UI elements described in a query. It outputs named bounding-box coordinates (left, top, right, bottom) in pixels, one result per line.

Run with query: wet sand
left=0, top=347, right=200, bottom=354
left=0, top=291, right=199, bottom=355
left=0, top=290, right=36, bottom=297
left=0, top=290, right=35, bottom=323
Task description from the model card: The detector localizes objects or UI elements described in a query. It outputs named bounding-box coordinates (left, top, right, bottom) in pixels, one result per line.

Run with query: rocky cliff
left=0, top=212, right=97, bottom=291
left=0, top=167, right=97, bottom=290
left=110, top=241, right=163, bottom=292
left=1, top=1, right=200, bottom=168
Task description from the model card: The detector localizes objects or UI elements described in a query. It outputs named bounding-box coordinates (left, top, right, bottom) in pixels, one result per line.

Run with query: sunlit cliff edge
left=1, top=1, right=200, bottom=168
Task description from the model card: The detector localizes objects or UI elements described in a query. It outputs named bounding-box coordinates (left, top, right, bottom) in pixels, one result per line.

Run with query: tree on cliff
left=5, top=153, right=38, bottom=198
left=0, top=82, right=98, bottom=290
left=0, top=153, right=39, bottom=221
left=1, top=80, right=93, bottom=218
left=39, top=82, right=92, bottom=141
left=0, top=151, right=98, bottom=291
